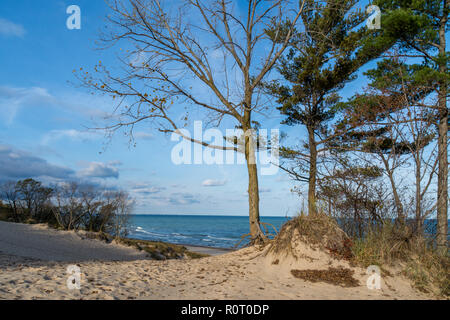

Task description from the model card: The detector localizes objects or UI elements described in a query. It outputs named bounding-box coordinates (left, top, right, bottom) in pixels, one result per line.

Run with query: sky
left=0, top=0, right=310, bottom=216
left=0, top=0, right=401, bottom=217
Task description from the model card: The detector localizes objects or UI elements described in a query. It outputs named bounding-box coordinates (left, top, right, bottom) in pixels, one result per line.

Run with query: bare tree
left=109, top=191, right=133, bottom=239
left=52, top=182, right=85, bottom=230
left=76, top=0, right=305, bottom=242
left=341, top=56, right=441, bottom=234
left=386, top=86, right=438, bottom=234
left=14, top=178, right=53, bottom=222
left=80, top=185, right=104, bottom=232
left=339, top=107, right=409, bottom=223
left=318, top=160, right=390, bottom=238
left=0, top=181, right=20, bottom=222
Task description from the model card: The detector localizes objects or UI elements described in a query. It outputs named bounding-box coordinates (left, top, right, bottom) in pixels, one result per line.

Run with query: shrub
left=269, top=212, right=353, bottom=260
left=0, top=179, right=133, bottom=240
left=352, top=221, right=449, bottom=297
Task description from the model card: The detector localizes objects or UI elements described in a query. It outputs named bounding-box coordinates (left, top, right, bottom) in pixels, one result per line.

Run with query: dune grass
left=270, top=213, right=448, bottom=297
left=268, top=212, right=353, bottom=260
left=351, top=222, right=449, bottom=297
left=117, top=238, right=209, bottom=260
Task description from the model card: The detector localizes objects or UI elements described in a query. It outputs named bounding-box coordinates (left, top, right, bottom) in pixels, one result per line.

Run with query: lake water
left=128, top=214, right=290, bottom=249
left=128, top=215, right=447, bottom=249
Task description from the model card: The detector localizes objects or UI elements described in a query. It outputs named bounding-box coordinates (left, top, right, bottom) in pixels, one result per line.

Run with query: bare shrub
left=269, top=212, right=353, bottom=260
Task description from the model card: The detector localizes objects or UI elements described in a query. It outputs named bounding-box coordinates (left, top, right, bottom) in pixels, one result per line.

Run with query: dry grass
left=291, top=267, right=360, bottom=287
left=351, top=222, right=419, bottom=267
left=351, top=221, right=449, bottom=297
left=268, top=212, right=353, bottom=260
left=403, top=251, right=449, bottom=296
left=80, top=232, right=209, bottom=260
left=269, top=213, right=448, bottom=297
left=117, top=238, right=209, bottom=260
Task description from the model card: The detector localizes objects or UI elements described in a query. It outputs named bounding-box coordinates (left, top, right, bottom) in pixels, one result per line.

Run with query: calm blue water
left=128, top=215, right=448, bottom=249
left=128, top=215, right=290, bottom=249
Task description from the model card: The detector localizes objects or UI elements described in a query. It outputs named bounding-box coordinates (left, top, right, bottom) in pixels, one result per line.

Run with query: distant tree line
left=0, top=178, right=133, bottom=239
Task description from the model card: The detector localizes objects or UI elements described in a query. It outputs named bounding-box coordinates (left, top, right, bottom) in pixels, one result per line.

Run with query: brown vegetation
left=291, top=267, right=360, bottom=287
left=351, top=222, right=449, bottom=297
left=268, top=213, right=353, bottom=261
left=117, top=238, right=209, bottom=260
left=268, top=212, right=448, bottom=297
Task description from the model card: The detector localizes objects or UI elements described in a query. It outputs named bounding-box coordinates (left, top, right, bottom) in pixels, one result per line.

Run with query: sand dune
left=0, top=221, right=149, bottom=262
left=0, top=221, right=435, bottom=300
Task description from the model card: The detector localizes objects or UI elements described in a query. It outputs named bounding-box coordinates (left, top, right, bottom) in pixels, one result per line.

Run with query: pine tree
left=373, top=0, right=448, bottom=252
left=266, top=0, right=394, bottom=215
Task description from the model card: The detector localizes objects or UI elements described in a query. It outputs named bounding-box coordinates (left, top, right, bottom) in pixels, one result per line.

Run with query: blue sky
left=1, top=0, right=412, bottom=217
left=0, top=0, right=308, bottom=216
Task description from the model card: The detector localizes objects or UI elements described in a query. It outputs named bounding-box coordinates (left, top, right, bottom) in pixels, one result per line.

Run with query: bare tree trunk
left=243, top=109, right=265, bottom=243
left=437, top=10, right=448, bottom=254
left=79, top=0, right=306, bottom=244
left=437, top=90, right=448, bottom=252
left=389, top=173, right=404, bottom=223
left=415, top=157, right=423, bottom=233
left=380, top=156, right=404, bottom=224
left=308, top=125, right=317, bottom=215
left=246, top=153, right=263, bottom=241
left=12, top=201, right=18, bottom=222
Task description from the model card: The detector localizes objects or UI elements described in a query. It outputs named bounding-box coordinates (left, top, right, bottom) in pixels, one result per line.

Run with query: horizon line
left=130, top=213, right=294, bottom=218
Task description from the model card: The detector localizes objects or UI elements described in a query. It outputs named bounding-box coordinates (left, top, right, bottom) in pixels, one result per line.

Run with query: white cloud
left=167, top=193, right=200, bottom=205
left=136, top=191, right=201, bottom=206
left=130, top=50, right=149, bottom=67
left=202, top=179, right=227, bottom=187
left=41, top=129, right=103, bottom=145
left=0, top=86, right=54, bottom=124
left=0, top=85, right=115, bottom=125
left=134, top=186, right=165, bottom=195
left=0, top=144, right=74, bottom=180
left=133, top=131, right=154, bottom=140
left=0, top=18, right=26, bottom=37
left=108, top=160, right=123, bottom=166
left=78, top=162, right=119, bottom=179
left=130, top=182, right=165, bottom=195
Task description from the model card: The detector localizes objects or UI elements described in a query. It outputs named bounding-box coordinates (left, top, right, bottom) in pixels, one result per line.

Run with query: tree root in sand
left=291, top=267, right=360, bottom=287
left=235, top=224, right=273, bottom=248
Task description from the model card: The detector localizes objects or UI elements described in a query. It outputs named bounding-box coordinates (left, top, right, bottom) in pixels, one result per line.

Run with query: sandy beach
left=0, top=221, right=436, bottom=300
